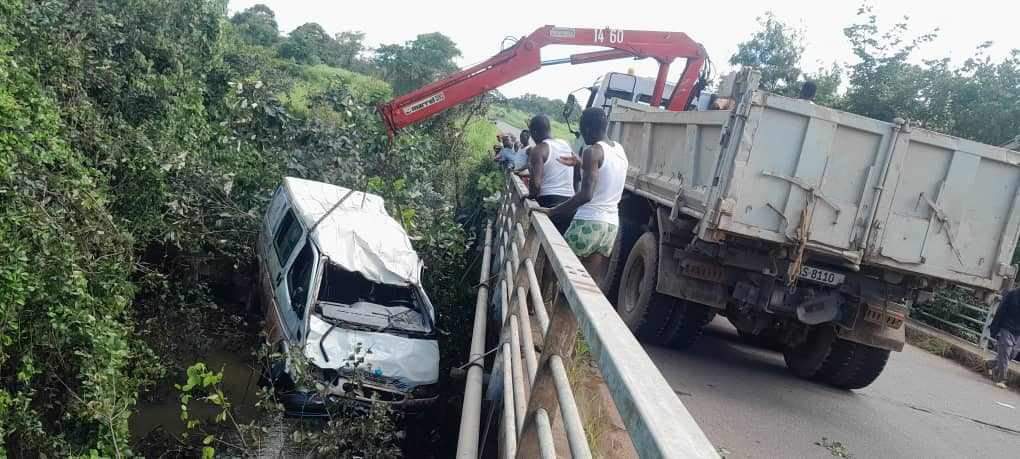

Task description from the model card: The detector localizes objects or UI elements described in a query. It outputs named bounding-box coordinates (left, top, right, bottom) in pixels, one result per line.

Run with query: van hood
left=303, top=315, right=439, bottom=389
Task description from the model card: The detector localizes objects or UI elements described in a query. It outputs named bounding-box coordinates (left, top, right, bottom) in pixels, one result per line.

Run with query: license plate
left=798, top=265, right=845, bottom=286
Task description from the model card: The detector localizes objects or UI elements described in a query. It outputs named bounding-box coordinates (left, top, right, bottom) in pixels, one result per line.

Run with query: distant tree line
left=729, top=7, right=1020, bottom=146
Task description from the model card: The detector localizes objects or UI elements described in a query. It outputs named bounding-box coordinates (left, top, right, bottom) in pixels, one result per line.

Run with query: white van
left=256, top=177, right=439, bottom=415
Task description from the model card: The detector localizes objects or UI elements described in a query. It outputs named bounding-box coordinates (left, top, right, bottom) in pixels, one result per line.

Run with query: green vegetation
left=2, top=0, right=1018, bottom=455
left=490, top=104, right=575, bottom=141
left=0, top=0, right=496, bottom=455
left=731, top=8, right=1020, bottom=145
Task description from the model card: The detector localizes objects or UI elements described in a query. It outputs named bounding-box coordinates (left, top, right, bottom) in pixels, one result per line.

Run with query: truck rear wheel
left=606, top=217, right=641, bottom=306
left=662, top=300, right=715, bottom=349
left=617, top=232, right=674, bottom=343
left=816, top=339, right=890, bottom=389
left=783, top=326, right=837, bottom=379
left=738, top=329, right=785, bottom=351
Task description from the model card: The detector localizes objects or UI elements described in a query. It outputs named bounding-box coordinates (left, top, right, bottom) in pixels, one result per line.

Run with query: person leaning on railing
left=534, top=107, right=628, bottom=292
left=522, top=115, right=576, bottom=234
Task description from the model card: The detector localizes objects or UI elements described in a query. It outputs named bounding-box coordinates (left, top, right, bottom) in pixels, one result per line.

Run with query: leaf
left=202, top=446, right=215, bottom=459
left=203, top=435, right=215, bottom=445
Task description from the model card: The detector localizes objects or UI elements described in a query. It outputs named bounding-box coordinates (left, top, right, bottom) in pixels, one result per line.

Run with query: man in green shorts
left=538, top=107, right=628, bottom=290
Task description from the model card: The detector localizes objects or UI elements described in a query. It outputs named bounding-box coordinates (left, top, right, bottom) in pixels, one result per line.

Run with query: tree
left=278, top=22, right=333, bottom=65
left=804, top=63, right=843, bottom=106
left=374, top=32, right=461, bottom=96
left=333, top=31, right=366, bottom=68
left=840, top=7, right=938, bottom=123
left=730, top=12, right=805, bottom=95
left=229, top=4, right=279, bottom=46
left=948, top=47, right=1020, bottom=145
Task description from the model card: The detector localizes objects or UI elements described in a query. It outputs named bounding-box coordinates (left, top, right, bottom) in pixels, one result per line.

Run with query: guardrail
left=456, top=173, right=717, bottom=458
left=913, top=289, right=998, bottom=349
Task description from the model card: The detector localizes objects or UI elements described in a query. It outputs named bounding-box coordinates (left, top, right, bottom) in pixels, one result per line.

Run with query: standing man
left=525, top=115, right=575, bottom=233
left=519, top=129, right=531, bottom=152
left=989, top=287, right=1020, bottom=388
left=541, top=107, right=628, bottom=288
left=799, top=81, right=817, bottom=102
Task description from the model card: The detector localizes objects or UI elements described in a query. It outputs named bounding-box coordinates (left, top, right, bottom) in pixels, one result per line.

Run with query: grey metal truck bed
left=610, top=85, right=1020, bottom=294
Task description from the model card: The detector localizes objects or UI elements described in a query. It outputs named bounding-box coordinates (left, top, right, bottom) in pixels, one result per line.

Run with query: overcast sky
left=229, top=0, right=1019, bottom=100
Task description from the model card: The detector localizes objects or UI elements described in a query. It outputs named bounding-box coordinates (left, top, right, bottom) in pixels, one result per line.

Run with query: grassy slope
left=280, top=64, right=392, bottom=116
left=489, top=105, right=575, bottom=141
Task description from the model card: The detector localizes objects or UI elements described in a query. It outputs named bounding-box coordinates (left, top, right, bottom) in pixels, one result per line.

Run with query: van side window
left=288, top=242, right=315, bottom=315
left=274, top=210, right=302, bottom=262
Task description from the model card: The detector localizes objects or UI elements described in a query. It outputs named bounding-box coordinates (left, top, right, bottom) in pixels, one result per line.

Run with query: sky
left=229, top=0, right=1019, bottom=100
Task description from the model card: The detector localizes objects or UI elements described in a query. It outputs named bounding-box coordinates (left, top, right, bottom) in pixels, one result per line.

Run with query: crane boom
left=378, top=25, right=708, bottom=134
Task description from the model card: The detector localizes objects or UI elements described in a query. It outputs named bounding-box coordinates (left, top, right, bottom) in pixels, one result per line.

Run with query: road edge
left=905, top=320, right=1020, bottom=389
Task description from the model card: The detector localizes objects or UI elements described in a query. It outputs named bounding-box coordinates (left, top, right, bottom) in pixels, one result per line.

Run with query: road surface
left=647, top=319, right=1020, bottom=458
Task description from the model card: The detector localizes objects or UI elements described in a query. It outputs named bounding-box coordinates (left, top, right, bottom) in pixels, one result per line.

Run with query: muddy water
left=130, top=349, right=261, bottom=440
left=127, top=344, right=457, bottom=457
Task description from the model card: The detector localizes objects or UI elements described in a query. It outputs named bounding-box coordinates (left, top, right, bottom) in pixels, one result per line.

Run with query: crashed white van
left=256, top=177, right=439, bottom=415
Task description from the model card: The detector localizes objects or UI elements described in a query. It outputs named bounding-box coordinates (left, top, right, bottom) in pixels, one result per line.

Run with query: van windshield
left=315, top=263, right=433, bottom=337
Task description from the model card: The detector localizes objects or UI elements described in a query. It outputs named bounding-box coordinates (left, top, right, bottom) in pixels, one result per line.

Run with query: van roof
left=282, top=177, right=421, bottom=286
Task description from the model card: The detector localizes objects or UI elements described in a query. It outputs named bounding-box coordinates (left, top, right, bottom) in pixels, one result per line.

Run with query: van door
left=278, top=240, right=318, bottom=341
left=263, top=187, right=291, bottom=285
left=267, top=204, right=310, bottom=341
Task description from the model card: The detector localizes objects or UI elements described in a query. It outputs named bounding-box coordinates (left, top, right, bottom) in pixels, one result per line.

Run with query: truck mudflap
left=837, top=302, right=908, bottom=352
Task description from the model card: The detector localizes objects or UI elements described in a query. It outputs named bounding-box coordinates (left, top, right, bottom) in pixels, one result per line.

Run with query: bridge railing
left=913, top=288, right=998, bottom=348
left=456, top=173, right=717, bottom=459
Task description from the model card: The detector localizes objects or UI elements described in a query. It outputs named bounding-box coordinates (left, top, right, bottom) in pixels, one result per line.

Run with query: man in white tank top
left=525, top=115, right=576, bottom=233
left=539, top=107, right=628, bottom=289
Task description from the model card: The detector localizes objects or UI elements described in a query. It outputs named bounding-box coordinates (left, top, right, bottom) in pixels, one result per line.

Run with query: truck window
left=287, top=242, right=315, bottom=315
left=603, top=89, right=634, bottom=106
left=274, top=210, right=302, bottom=262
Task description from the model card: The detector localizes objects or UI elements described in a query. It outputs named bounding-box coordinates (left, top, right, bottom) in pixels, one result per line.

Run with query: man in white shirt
left=539, top=107, right=628, bottom=288
left=525, top=115, right=575, bottom=233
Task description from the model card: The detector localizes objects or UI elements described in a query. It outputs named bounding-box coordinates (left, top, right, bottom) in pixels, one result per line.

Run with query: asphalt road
left=646, top=319, right=1020, bottom=459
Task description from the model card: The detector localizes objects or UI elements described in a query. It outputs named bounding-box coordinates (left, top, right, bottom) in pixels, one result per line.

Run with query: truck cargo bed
left=610, top=87, right=1020, bottom=293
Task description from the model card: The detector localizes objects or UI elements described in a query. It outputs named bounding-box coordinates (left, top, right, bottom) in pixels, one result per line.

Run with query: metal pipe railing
left=501, top=343, right=516, bottom=458
left=460, top=173, right=717, bottom=458
left=455, top=224, right=491, bottom=459
left=535, top=408, right=556, bottom=459
left=524, top=259, right=550, bottom=334
left=550, top=355, right=593, bottom=459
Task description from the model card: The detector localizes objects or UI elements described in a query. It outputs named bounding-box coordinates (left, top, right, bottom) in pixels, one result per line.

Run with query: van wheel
left=816, top=339, right=891, bottom=389
left=783, top=326, right=837, bottom=379
left=662, top=300, right=715, bottom=349
left=617, top=232, right=674, bottom=343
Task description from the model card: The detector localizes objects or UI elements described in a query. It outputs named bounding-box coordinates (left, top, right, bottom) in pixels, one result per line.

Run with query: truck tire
left=606, top=217, right=641, bottom=306
left=816, top=339, right=891, bottom=390
left=617, top=232, right=674, bottom=343
left=737, top=328, right=785, bottom=351
left=662, top=300, right=715, bottom=349
left=783, top=326, right=837, bottom=379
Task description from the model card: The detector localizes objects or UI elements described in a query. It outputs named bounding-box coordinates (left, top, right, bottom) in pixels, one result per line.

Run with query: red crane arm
left=378, top=25, right=708, bottom=134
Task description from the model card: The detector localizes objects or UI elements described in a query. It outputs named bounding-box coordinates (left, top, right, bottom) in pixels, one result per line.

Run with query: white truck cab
left=584, top=71, right=678, bottom=112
